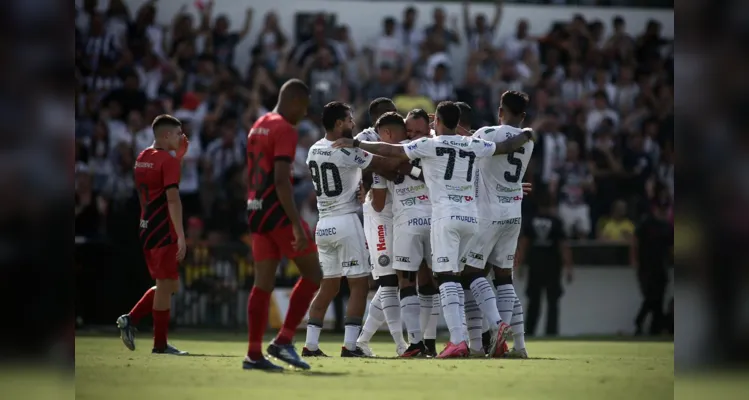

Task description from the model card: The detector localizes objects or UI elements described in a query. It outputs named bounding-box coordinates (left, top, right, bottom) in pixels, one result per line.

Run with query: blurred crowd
left=74, top=0, right=673, bottom=245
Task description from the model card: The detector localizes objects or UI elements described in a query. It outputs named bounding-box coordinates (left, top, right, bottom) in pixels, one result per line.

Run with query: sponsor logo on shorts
left=497, top=195, right=522, bottom=203
left=378, top=255, right=390, bottom=266
left=395, top=184, right=426, bottom=196
left=468, top=251, right=483, bottom=261
left=437, top=257, right=450, bottom=263
left=395, top=256, right=410, bottom=263
left=312, top=149, right=332, bottom=156
left=451, top=215, right=478, bottom=224
left=491, top=218, right=521, bottom=225
left=139, top=219, right=148, bottom=229
left=377, top=225, right=387, bottom=251
left=247, top=199, right=263, bottom=210
left=342, top=260, right=360, bottom=268
left=316, top=227, right=337, bottom=236
left=507, top=255, right=514, bottom=261
left=407, top=217, right=431, bottom=226
left=496, top=185, right=520, bottom=193
left=446, top=184, right=473, bottom=192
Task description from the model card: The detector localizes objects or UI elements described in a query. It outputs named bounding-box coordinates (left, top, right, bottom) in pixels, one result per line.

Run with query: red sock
left=129, top=287, right=155, bottom=325
left=247, top=287, right=271, bottom=360
left=275, top=278, right=319, bottom=345
left=152, top=309, right=170, bottom=350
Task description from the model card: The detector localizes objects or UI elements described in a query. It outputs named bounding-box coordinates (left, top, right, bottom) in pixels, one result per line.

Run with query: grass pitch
left=76, top=332, right=673, bottom=400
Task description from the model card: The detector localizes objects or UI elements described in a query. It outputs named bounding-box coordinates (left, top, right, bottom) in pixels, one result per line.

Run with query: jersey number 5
left=308, top=161, right=343, bottom=197
left=504, top=147, right=526, bottom=183
left=436, top=148, right=475, bottom=182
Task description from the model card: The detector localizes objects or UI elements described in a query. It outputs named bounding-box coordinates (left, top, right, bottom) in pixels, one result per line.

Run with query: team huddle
left=117, top=78, right=535, bottom=371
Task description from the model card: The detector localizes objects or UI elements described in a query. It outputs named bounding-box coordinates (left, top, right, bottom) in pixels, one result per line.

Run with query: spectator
left=104, top=70, right=147, bottom=118
left=622, top=131, right=654, bottom=202
left=135, top=53, right=164, bottom=100
left=588, top=128, right=622, bottom=225
left=597, top=199, right=635, bottom=242
left=177, top=115, right=203, bottom=219
left=362, top=64, right=401, bottom=104
left=81, top=12, right=120, bottom=76
left=126, top=110, right=153, bottom=156
left=613, top=64, right=640, bottom=114
left=423, top=7, right=460, bottom=53
left=420, top=63, right=454, bottom=103
left=456, top=68, right=493, bottom=127
left=254, top=12, right=288, bottom=71
left=75, top=165, right=106, bottom=237
left=501, top=19, right=538, bottom=61
left=203, top=116, right=245, bottom=183
left=86, top=121, right=114, bottom=192
left=533, top=113, right=567, bottom=186
left=304, top=48, right=346, bottom=114
left=462, top=0, right=504, bottom=51
left=398, top=6, right=423, bottom=61
left=585, top=91, right=620, bottom=148
left=201, top=4, right=254, bottom=67
left=393, top=78, right=435, bottom=115
left=560, top=61, right=586, bottom=107
left=128, top=1, right=164, bottom=60
left=587, top=68, right=616, bottom=106
left=289, top=19, right=345, bottom=75
left=550, top=141, right=595, bottom=239
left=369, top=17, right=404, bottom=71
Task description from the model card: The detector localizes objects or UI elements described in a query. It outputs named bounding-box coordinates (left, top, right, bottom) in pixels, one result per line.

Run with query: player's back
left=134, top=148, right=179, bottom=249
left=306, top=138, right=365, bottom=219
left=473, top=125, right=534, bottom=216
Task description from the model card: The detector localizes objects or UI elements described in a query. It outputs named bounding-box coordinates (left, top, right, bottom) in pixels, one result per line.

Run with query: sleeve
left=273, top=124, right=297, bottom=163
left=371, top=173, right=387, bottom=189
left=162, top=156, right=181, bottom=189
left=403, top=137, right=432, bottom=160
left=472, top=138, right=497, bottom=158
left=336, top=148, right=373, bottom=169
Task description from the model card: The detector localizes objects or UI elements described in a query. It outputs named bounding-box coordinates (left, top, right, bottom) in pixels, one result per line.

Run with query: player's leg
left=147, top=244, right=186, bottom=355
left=394, top=228, right=426, bottom=357
left=417, top=260, right=439, bottom=357
left=371, top=222, right=406, bottom=353
left=431, top=218, right=468, bottom=358
left=461, top=276, right=484, bottom=357
left=243, top=232, right=283, bottom=371
left=340, top=217, right=375, bottom=357
left=504, top=290, right=528, bottom=359
left=486, top=220, right=523, bottom=357
left=116, top=285, right=155, bottom=350
left=303, top=249, right=339, bottom=356
left=357, top=280, right=385, bottom=356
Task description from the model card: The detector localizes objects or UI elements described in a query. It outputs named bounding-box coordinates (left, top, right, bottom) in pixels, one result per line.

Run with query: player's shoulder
left=308, top=139, right=332, bottom=155
left=355, top=127, right=379, bottom=142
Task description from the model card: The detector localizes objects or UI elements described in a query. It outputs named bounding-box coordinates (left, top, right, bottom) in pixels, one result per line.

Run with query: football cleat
left=424, top=339, right=437, bottom=357
left=152, top=343, right=188, bottom=355
left=116, top=314, right=136, bottom=351
left=490, top=322, right=511, bottom=358
left=301, top=347, right=329, bottom=357
left=503, top=347, right=528, bottom=359
left=356, top=341, right=376, bottom=357
left=340, top=346, right=369, bottom=357
left=242, top=356, right=284, bottom=372
left=400, top=341, right=426, bottom=358
left=436, top=341, right=469, bottom=358
left=267, top=341, right=310, bottom=370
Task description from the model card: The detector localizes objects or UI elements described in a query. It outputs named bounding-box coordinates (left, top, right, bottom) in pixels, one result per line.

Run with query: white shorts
left=315, top=213, right=370, bottom=278
left=363, top=213, right=395, bottom=279
left=558, top=202, right=591, bottom=237
left=430, top=216, right=479, bottom=274
left=464, top=217, right=522, bottom=270
left=393, top=219, right=432, bottom=272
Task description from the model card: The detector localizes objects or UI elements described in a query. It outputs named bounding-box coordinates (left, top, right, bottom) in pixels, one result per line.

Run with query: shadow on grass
left=183, top=353, right=240, bottom=358
left=296, top=371, right=349, bottom=377
left=370, top=356, right=562, bottom=361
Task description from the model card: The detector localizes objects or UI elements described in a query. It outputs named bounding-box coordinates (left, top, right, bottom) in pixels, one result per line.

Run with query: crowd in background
left=74, top=0, right=674, bottom=247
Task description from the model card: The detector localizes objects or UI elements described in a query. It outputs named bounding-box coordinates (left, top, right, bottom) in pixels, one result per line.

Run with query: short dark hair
left=368, top=97, right=396, bottom=122
left=406, top=108, right=430, bottom=125
left=435, top=101, right=460, bottom=130
left=151, top=114, right=182, bottom=132
left=455, top=102, right=473, bottom=127
left=375, top=112, right=405, bottom=131
left=500, top=91, right=530, bottom=116
left=279, top=79, right=310, bottom=101
left=321, top=101, right=351, bottom=130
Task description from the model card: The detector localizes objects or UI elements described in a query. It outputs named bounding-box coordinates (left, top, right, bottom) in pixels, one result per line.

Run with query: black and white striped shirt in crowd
left=83, top=32, right=120, bottom=71
left=83, top=75, right=123, bottom=93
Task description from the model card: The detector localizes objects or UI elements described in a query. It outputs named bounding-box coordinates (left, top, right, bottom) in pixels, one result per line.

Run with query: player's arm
left=333, top=138, right=410, bottom=160
left=163, top=157, right=186, bottom=260
left=492, top=128, right=534, bottom=155
left=371, top=174, right=388, bottom=213
left=273, top=127, right=304, bottom=229
left=363, top=156, right=412, bottom=181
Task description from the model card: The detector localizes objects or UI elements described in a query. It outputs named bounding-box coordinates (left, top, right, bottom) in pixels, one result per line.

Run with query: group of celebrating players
left=117, top=78, right=535, bottom=372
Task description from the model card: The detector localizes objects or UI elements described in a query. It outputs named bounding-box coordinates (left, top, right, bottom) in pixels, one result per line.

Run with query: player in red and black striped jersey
left=242, top=79, right=322, bottom=371
left=116, top=114, right=190, bottom=356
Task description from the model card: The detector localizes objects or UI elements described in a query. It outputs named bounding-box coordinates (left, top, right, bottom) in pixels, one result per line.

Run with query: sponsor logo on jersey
left=377, top=225, right=387, bottom=251
left=354, top=155, right=367, bottom=165
left=247, top=199, right=264, bottom=210
left=139, top=219, right=148, bottom=229
left=342, top=260, right=360, bottom=268
left=451, top=215, right=478, bottom=224
left=491, top=217, right=522, bottom=225
left=312, top=149, right=332, bottom=156
left=496, top=184, right=520, bottom=192
left=472, top=139, right=480, bottom=143
left=446, top=184, right=473, bottom=192
left=406, top=143, right=418, bottom=151
left=378, top=255, right=390, bottom=266
left=316, top=227, right=337, bottom=236
left=249, top=127, right=269, bottom=136
left=396, top=184, right=426, bottom=196
left=395, top=256, right=410, bottom=263
left=468, top=251, right=483, bottom=261
left=407, top=217, right=431, bottom=226
left=448, top=194, right=464, bottom=203
left=442, top=140, right=468, bottom=147
left=437, top=257, right=450, bottom=263
left=134, top=162, right=154, bottom=169
left=497, top=195, right=523, bottom=203
left=400, top=195, right=430, bottom=207
left=340, top=149, right=351, bottom=155
left=484, top=141, right=493, bottom=148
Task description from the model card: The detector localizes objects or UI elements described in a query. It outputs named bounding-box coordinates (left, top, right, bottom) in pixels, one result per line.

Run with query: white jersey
left=402, top=134, right=496, bottom=221
left=306, top=138, right=374, bottom=219
left=473, top=125, right=535, bottom=218
left=356, top=127, right=394, bottom=220
left=376, top=139, right=431, bottom=227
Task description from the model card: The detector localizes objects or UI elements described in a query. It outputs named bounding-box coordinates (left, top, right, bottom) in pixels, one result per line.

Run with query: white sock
left=464, top=289, right=483, bottom=352
left=379, top=285, right=406, bottom=347
left=481, top=316, right=490, bottom=334
left=424, top=294, right=440, bottom=339
left=495, top=283, right=516, bottom=326
left=458, top=287, right=467, bottom=341
left=305, top=322, right=322, bottom=351
left=471, top=277, right=501, bottom=328
left=400, top=289, right=422, bottom=344
left=359, top=288, right=384, bottom=343
left=439, top=281, right=464, bottom=344
left=418, top=292, right=433, bottom=337
left=511, top=296, right=526, bottom=350
left=343, top=321, right=361, bottom=351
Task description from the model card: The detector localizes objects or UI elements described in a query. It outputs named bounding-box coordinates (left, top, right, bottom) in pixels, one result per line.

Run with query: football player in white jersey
left=302, top=102, right=410, bottom=358
left=352, top=98, right=410, bottom=357
left=333, top=101, right=533, bottom=358
left=467, top=91, right=534, bottom=359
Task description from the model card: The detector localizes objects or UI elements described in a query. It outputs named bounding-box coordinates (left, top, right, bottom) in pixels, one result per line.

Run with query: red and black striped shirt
left=134, top=148, right=180, bottom=249
left=246, top=113, right=297, bottom=233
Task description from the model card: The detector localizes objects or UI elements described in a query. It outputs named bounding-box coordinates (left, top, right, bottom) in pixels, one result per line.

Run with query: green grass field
left=76, top=332, right=673, bottom=400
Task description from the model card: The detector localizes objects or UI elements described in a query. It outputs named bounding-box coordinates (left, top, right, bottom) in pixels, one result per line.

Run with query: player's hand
left=522, top=182, right=532, bottom=195
left=176, top=236, right=187, bottom=262
left=332, top=138, right=355, bottom=149
left=292, top=223, right=309, bottom=251
left=176, top=135, right=190, bottom=160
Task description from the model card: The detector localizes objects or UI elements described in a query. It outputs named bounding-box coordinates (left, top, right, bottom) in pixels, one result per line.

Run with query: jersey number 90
left=309, top=161, right=343, bottom=197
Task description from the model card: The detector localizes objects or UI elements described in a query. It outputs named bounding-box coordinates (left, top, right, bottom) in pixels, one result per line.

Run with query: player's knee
left=492, top=271, right=513, bottom=286
left=347, top=276, right=371, bottom=294
left=303, top=265, right=323, bottom=285
left=379, top=274, right=399, bottom=288
left=397, top=270, right=417, bottom=288
left=461, top=269, right=485, bottom=288
left=435, top=273, right=460, bottom=286
left=399, top=285, right=417, bottom=300
left=318, top=278, right=341, bottom=298
left=418, top=283, right=438, bottom=296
